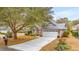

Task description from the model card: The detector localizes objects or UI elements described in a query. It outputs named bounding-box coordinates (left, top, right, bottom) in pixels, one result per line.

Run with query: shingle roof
left=47, top=21, right=67, bottom=30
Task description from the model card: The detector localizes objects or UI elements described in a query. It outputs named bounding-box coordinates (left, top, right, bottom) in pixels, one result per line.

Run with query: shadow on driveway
left=0, top=47, right=21, bottom=51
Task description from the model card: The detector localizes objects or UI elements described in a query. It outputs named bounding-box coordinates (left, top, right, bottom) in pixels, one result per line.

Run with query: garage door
left=43, top=32, right=58, bottom=37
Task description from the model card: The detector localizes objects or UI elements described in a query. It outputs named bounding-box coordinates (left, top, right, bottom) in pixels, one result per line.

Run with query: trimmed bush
left=0, top=32, right=6, bottom=35
left=62, top=30, right=70, bottom=37
left=25, top=31, right=37, bottom=36
left=5, top=31, right=12, bottom=38
left=55, top=38, right=70, bottom=51
left=56, top=43, right=70, bottom=51
left=25, top=31, right=32, bottom=35
left=71, top=31, right=78, bottom=37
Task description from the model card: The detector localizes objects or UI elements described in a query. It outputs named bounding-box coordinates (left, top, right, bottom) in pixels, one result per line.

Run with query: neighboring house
left=73, top=24, right=79, bottom=31
left=0, top=26, right=26, bottom=37
left=73, top=24, right=79, bottom=36
left=0, top=26, right=10, bottom=39
left=0, top=26, right=11, bottom=33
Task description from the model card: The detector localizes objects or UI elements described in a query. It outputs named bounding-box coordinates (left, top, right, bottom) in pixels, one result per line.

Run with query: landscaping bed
left=40, top=36, right=79, bottom=51
left=0, top=35, right=37, bottom=48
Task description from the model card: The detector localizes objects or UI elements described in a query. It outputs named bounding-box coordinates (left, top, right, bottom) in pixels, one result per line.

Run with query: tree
left=24, top=7, right=53, bottom=36
left=0, top=8, right=30, bottom=39
left=72, top=19, right=79, bottom=26
left=65, top=20, right=73, bottom=37
left=0, top=7, right=53, bottom=38
left=56, top=17, right=68, bottom=23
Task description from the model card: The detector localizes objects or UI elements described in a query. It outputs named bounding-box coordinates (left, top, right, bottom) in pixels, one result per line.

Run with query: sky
left=53, top=7, right=79, bottom=21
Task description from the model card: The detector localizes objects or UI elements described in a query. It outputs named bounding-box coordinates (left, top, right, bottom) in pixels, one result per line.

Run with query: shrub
left=62, top=30, right=70, bottom=37
left=5, top=31, right=12, bottom=38
left=0, top=32, right=6, bottom=35
left=25, top=32, right=28, bottom=35
left=56, top=43, right=70, bottom=51
left=25, top=31, right=32, bottom=35
left=55, top=38, right=70, bottom=51
left=71, top=31, right=78, bottom=37
left=25, top=31, right=37, bottom=36
left=28, top=31, right=31, bottom=35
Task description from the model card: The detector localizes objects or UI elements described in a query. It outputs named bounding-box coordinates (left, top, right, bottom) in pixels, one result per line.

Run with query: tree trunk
left=36, top=27, right=39, bottom=36
left=58, top=30, right=60, bottom=36
left=13, top=32, right=17, bottom=39
left=40, top=27, right=43, bottom=37
left=36, top=27, right=43, bottom=37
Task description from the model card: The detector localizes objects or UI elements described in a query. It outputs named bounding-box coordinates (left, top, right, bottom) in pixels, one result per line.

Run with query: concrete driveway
left=0, top=32, right=58, bottom=51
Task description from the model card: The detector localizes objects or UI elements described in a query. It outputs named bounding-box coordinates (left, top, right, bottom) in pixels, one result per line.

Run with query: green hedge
left=62, top=30, right=70, bottom=37
left=71, top=31, right=78, bottom=37
left=0, top=32, right=6, bottom=35
left=5, top=31, right=12, bottom=38
left=25, top=31, right=32, bottom=35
